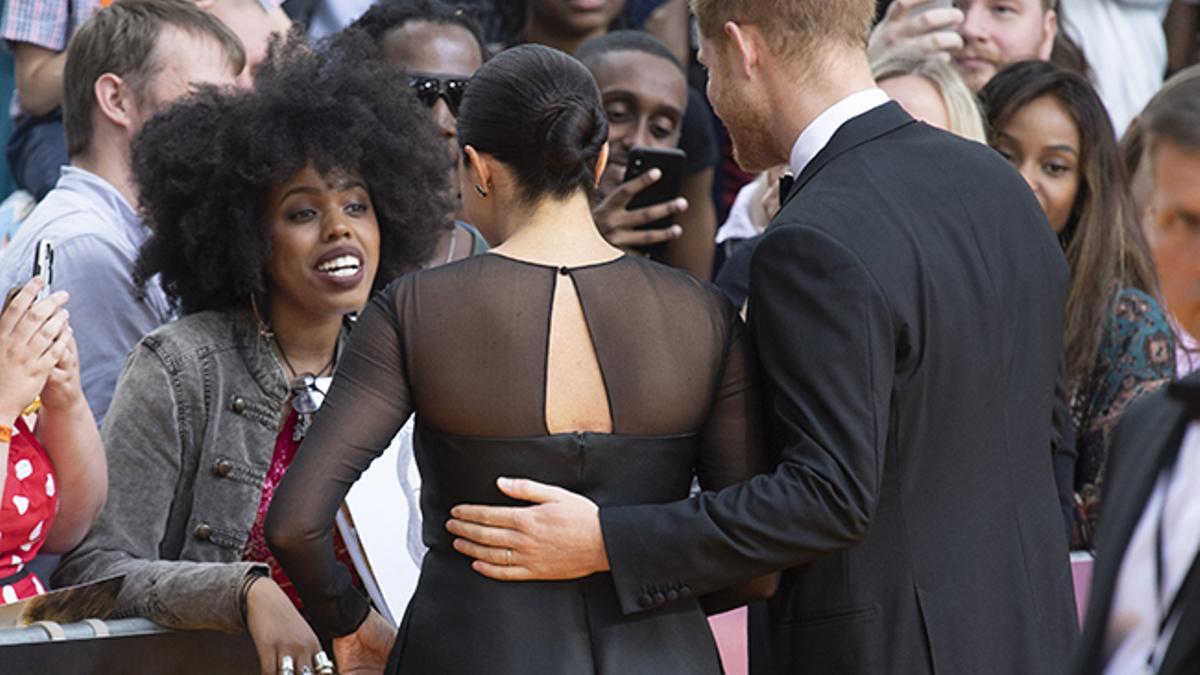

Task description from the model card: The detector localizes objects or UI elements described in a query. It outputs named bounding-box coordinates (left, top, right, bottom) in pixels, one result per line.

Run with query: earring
left=474, top=185, right=488, bottom=198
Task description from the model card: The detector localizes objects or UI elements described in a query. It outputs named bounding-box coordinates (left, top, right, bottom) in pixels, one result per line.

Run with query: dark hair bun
left=539, top=98, right=607, bottom=182
left=458, top=44, right=608, bottom=202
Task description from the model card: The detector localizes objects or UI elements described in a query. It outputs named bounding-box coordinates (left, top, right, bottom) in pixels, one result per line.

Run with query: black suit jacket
left=600, top=102, right=1078, bottom=674
left=1073, top=375, right=1200, bottom=675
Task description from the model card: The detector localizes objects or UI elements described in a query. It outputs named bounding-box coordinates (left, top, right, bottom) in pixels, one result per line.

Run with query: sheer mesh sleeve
left=266, top=285, right=413, bottom=637
left=696, top=316, right=769, bottom=490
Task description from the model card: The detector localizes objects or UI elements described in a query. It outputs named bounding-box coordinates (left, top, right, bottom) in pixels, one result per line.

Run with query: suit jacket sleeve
left=1051, top=351, right=1077, bottom=544
left=601, top=222, right=895, bottom=614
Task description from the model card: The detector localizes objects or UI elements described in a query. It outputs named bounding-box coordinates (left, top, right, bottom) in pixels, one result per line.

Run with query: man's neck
left=768, top=51, right=879, bottom=162
left=71, top=140, right=138, bottom=209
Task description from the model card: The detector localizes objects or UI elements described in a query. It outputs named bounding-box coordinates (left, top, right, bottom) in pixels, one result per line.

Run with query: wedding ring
left=279, top=655, right=295, bottom=675
left=313, top=651, right=335, bottom=674
left=505, top=548, right=514, bottom=566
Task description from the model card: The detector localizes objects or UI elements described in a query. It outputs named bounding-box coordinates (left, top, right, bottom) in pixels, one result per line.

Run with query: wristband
left=22, top=397, right=41, bottom=417
left=239, top=568, right=268, bottom=627
left=0, top=424, right=11, bottom=444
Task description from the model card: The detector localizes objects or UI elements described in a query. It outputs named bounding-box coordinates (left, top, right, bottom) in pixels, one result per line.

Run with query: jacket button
left=638, top=594, right=653, bottom=608
left=653, top=592, right=666, bottom=606
left=212, top=459, right=233, bottom=478
left=678, top=585, right=692, bottom=598
left=194, top=524, right=213, bottom=541
left=666, top=589, right=679, bottom=602
left=230, top=396, right=247, bottom=414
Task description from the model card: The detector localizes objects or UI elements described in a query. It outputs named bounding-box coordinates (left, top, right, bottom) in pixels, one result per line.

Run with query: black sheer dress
left=268, top=253, right=765, bottom=674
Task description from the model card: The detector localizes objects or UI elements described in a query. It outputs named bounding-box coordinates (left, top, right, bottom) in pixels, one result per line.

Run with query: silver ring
left=313, top=651, right=334, bottom=674
left=505, top=548, right=514, bottom=566
left=299, top=666, right=313, bottom=675
left=279, top=655, right=295, bottom=675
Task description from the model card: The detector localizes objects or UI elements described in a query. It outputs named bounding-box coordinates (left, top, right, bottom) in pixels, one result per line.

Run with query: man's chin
left=730, top=140, right=778, bottom=175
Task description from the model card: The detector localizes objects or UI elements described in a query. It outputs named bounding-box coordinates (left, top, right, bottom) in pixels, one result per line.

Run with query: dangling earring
left=249, top=293, right=273, bottom=339
left=474, top=184, right=488, bottom=198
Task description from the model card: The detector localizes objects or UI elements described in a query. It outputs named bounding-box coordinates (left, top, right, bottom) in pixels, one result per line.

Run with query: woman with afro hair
left=52, top=35, right=451, bottom=675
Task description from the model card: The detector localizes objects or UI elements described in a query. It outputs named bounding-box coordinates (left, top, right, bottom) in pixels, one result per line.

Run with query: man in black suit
left=446, top=0, right=1078, bottom=672
left=1072, top=72, right=1200, bottom=675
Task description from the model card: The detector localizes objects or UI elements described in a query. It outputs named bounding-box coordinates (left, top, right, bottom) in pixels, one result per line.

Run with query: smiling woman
left=50, top=33, right=450, bottom=675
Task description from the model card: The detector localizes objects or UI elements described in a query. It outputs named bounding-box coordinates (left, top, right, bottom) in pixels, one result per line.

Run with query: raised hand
left=868, top=0, right=965, bottom=63
left=592, top=168, right=686, bottom=251
left=0, top=278, right=70, bottom=422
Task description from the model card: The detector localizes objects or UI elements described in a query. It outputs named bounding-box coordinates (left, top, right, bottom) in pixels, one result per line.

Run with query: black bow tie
left=778, top=173, right=795, bottom=209
left=1168, top=378, right=1200, bottom=417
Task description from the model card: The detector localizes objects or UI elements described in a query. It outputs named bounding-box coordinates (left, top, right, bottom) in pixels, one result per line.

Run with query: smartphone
left=912, top=0, right=955, bottom=16
left=623, top=147, right=687, bottom=259
left=32, top=240, right=53, bottom=302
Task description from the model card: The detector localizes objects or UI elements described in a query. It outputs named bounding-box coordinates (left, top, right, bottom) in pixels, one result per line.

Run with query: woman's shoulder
left=1108, top=287, right=1173, bottom=332
left=135, top=310, right=244, bottom=364
left=622, top=255, right=737, bottom=317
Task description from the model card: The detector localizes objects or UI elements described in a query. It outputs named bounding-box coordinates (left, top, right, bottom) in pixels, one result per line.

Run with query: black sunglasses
left=408, top=73, right=469, bottom=116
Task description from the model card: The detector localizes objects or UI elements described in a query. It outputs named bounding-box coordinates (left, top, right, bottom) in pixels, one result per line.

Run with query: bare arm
left=0, top=279, right=71, bottom=506
left=36, top=329, right=107, bottom=554
left=1165, top=1, right=1198, bottom=74
left=13, top=43, right=65, bottom=117
left=641, top=0, right=690, bottom=66
left=662, top=167, right=716, bottom=281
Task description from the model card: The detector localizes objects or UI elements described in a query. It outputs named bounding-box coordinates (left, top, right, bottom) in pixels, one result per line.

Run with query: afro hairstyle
left=132, top=33, right=453, bottom=316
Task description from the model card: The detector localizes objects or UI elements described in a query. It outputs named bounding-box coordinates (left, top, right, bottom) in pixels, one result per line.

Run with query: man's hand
left=868, top=0, right=965, bottom=63
left=447, top=478, right=610, bottom=581
left=593, top=169, right=686, bottom=250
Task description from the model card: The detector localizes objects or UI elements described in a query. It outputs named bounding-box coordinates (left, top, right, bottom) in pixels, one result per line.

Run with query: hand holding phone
left=592, top=149, right=688, bottom=255
left=0, top=277, right=71, bottom=422
left=869, top=0, right=964, bottom=62
left=32, top=240, right=54, bottom=302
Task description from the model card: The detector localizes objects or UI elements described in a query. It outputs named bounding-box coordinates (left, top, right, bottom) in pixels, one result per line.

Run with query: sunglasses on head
left=408, top=73, right=469, bottom=116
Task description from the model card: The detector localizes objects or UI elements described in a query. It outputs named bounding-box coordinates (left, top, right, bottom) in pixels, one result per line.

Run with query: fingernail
left=675, top=198, right=688, bottom=210
left=648, top=168, right=662, bottom=180
left=497, top=477, right=511, bottom=490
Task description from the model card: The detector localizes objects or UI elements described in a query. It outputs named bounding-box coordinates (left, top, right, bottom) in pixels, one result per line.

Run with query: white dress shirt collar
left=788, top=88, right=891, bottom=177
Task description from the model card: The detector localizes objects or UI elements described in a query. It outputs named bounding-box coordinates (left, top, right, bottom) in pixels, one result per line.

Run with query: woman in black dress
left=267, top=44, right=771, bottom=674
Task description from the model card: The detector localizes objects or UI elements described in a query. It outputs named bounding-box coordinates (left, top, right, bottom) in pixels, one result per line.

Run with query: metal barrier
left=0, top=617, right=259, bottom=674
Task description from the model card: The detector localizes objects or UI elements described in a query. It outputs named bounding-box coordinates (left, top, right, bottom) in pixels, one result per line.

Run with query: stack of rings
left=279, top=652, right=334, bottom=675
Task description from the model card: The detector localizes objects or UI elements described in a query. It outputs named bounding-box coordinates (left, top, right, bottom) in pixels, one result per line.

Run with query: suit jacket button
left=212, top=459, right=233, bottom=477
left=230, top=396, right=247, bottom=414
left=653, top=592, right=666, bottom=606
left=679, top=585, right=692, bottom=598
left=194, top=524, right=213, bottom=541
left=638, top=594, right=654, bottom=608
left=666, top=589, right=679, bottom=602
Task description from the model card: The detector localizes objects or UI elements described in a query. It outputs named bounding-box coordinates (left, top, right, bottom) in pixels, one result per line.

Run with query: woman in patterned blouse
left=980, top=61, right=1175, bottom=550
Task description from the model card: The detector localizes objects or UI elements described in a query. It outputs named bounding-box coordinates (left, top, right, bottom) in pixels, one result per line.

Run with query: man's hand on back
left=446, top=478, right=611, bottom=581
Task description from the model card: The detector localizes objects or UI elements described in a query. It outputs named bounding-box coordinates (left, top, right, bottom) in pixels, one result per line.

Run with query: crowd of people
left=1, top=0, right=1200, bottom=673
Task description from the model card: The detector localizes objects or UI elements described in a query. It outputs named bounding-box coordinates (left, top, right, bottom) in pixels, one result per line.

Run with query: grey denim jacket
left=53, top=309, right=335, bottom=633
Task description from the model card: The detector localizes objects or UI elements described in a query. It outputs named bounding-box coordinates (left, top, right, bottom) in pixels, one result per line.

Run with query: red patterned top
left=0, top=417, right=57, bottom=605
left=242, top=409, right=359, bottom=610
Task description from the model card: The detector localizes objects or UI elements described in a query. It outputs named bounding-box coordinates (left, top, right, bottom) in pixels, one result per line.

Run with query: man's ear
left=1037, top=10, right=1058, bottom=61
left=93, top=73, right=138, bottom=133
left=724, top=21, right=760, bottom=80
